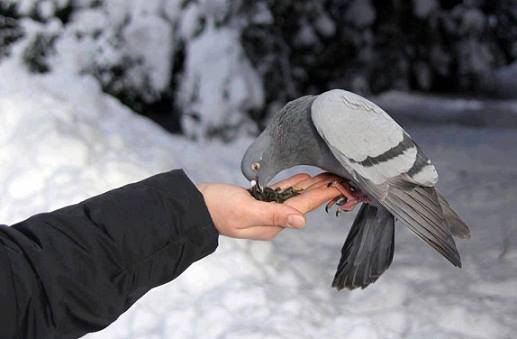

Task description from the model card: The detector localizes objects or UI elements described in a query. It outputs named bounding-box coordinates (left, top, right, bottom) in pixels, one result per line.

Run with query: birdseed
left=247, top=185, right=302, bottom=203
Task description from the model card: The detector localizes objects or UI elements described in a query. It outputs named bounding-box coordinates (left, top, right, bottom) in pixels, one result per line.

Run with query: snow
left=7, top=0, right=265, bottom=139
left=2, top=68, right=517, bottom=339
left=295, top=23, right=318, bottom=46
left=345, top=0, right=376, bottom=27
left=178, top=23, right=263, bottom=139
left=480, top=62, right=517, bottom=99
left=413, top=0, right=438, bottom=18
left=1, top=5, right=517, bottom=339
left=248, top=2, right=273, bottom=25
left=375, top=91, right=517, bottom=128
left=314, top=13, right=336, bottom=37
left=122, top=15, right=173, bottom=92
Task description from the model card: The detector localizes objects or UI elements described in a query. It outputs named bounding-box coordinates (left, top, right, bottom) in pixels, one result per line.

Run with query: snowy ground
left=1, top=54, right=517, bottom=339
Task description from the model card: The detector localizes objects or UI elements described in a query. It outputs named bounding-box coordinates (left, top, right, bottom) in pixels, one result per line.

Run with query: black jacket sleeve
left=0, top=169, right=219, bottom=339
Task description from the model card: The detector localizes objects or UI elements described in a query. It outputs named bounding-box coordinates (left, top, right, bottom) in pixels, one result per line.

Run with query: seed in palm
left=247, top=185, right=302, bottom=203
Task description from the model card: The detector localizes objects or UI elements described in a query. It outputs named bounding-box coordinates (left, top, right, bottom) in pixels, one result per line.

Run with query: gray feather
left=407, top=142, right=430, bottom=177
left=438, top=192, right=471, bottom=239
left=349, top=133, right=414, bottom=167
left=332, top=204, right=395, bottom=290
left=241, top=89, right=470, bottom=291
left=382, top=184, right=462, bottom=267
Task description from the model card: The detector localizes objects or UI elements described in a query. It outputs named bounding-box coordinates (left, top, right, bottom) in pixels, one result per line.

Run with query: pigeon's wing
left=437, top=191, right=471, bottom=239
left=332, top=204, right=395, bottom=290
left=311, top=89, right=437, bottom=187
left=311, top=89, right=461, bottom=267
left=366, top=179, right=461, bottom=266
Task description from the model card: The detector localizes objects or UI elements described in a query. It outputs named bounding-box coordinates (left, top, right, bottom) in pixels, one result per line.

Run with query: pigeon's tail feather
left=383, top=185, right=462, bottom=267
left=437, top=192, right=471, bottom=239
left=332, top=204, right=395, bottom=290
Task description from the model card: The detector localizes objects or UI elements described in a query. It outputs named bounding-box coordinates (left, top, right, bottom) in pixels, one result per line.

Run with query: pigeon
left=241, top=89, right=471, bottom=290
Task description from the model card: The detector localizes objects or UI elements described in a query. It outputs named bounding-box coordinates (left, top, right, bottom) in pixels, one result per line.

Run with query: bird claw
left=324, top=180, right=371, bottom=214
left=325, top=195, right=342, bottom=214
left=336, top=197, right=347, bottom=206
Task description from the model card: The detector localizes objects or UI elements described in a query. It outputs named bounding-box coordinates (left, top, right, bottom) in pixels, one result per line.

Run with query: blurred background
left=1, top=0, right=516, bottom=338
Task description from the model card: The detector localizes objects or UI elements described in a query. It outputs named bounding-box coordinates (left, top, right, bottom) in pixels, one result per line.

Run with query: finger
left=234, top=225, right=285, bottom=241
left=247, top=201, right=306, bottom=229
left=292, top=172, right=344, bottom=190
left=270, top=173, right=311, bottom=190
left=284, top=184, right=342, bottom=214
left=303, top=175, right=346, bottom=191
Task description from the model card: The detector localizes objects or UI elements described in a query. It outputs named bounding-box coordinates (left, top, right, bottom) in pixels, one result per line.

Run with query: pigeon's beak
left=255, top=168, right=278, bottom=191
left=250, top=179, right=263, bottom=191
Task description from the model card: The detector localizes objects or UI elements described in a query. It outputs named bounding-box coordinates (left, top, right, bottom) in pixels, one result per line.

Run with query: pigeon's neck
left=269, top=95, right=340, bottom=171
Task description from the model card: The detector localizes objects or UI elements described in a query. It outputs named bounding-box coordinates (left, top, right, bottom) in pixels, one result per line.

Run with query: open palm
left=197, top=173, right=344, bottom=240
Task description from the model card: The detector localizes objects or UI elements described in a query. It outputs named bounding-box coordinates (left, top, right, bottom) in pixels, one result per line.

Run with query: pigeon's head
left=241, top=133, right=279, bottom=187
left=242, top=95, right=317, bottom=187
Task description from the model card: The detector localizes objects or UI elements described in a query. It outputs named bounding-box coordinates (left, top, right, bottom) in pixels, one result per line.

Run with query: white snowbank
left=1, top=10, right=517, bottom=339
left=7, top=0, right=263, bottom=138
left=376, top=91, right=517, bottom=128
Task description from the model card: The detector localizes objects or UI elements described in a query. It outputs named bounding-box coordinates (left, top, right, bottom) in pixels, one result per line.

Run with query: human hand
left=196, top=173, right=343, bottom=240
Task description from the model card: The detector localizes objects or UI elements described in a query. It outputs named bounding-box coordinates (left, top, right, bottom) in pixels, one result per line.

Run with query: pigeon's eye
left=251, top=162, right=261, bottom=172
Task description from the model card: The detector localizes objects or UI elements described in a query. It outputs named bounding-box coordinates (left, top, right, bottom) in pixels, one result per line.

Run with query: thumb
left=250, top=201, right=306, bottom=229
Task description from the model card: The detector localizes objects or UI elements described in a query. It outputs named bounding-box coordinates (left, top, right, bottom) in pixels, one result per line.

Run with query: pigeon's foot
left=325, top=180, right=371, bottom=213
left=325, top=196, right=343, bottom=214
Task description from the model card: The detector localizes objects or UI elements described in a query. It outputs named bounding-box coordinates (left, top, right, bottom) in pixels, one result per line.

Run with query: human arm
left=0, top=169, right=341, bottom=338
left=0, top=169, right=217, bottom=339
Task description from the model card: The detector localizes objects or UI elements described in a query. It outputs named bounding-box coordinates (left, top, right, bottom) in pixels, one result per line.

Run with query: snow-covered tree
left=1, top=0, right=515, bottom=139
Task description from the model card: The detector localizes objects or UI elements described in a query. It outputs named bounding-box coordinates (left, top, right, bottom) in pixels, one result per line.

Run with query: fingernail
left=287, top=214, right=305, bottom=228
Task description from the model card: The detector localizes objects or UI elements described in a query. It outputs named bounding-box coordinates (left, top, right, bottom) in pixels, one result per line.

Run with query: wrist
left=195, top=183, right=220, bottom=232
left=195, top=183, right=208, bottom=195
